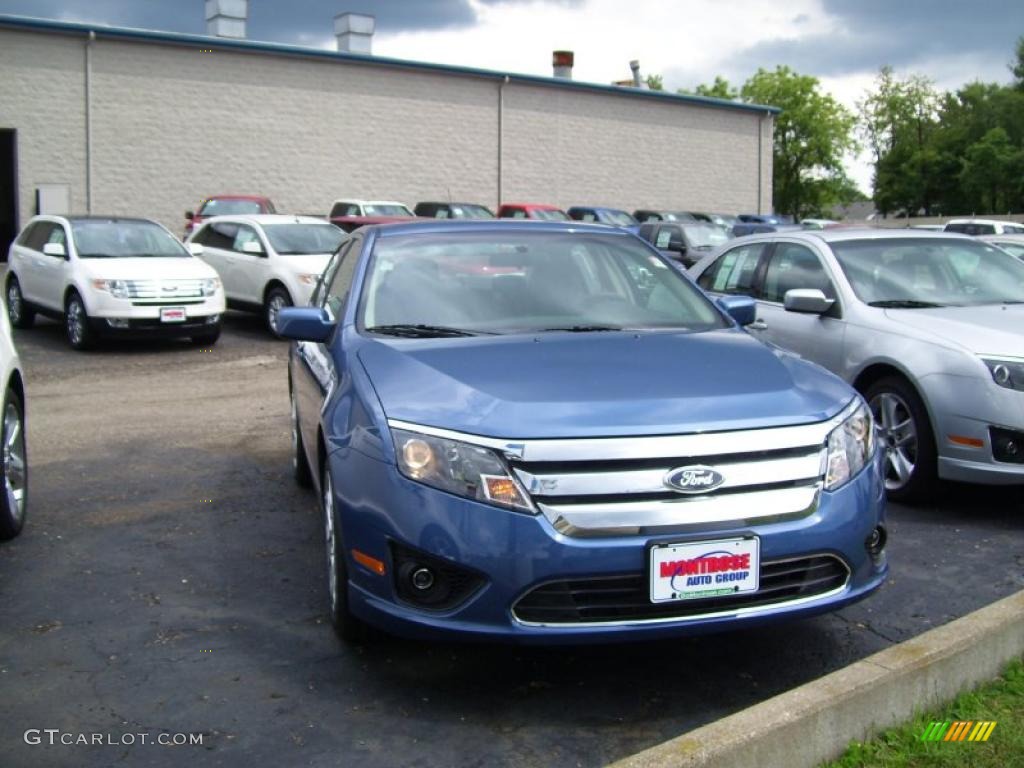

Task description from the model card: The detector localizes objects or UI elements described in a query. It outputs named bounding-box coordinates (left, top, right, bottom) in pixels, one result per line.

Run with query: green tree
left=693, top=76, right=738, bottom=100
left=740, top=66, right=857, bottom=219
left=645, top=74, right=663, bottom=91
left=1012, top=35, right=1024, bottom=89
left=960, top=127, right=1023, bottom=212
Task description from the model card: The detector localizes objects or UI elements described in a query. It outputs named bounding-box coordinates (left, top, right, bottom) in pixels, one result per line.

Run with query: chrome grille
left=123, top=279, right=205, bottom=302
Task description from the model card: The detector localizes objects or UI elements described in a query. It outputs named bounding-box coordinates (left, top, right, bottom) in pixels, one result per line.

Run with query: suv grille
left=124, top=279, right=206, bottom=303
left=513, top=554, right=849, bottom=625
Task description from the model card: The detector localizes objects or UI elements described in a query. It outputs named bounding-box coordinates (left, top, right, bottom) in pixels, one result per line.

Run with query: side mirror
left=784, top=289, right=835, bottom=314
left=187, top=242, right=204, bottom=257
left=42, top=242, right=66, bottom=258
left=716, top=295, right=757, bottom=326
left=277, top=307, right=334, bottom=343
left=185, top=211, right=195, bottom=220
left=667, top=234, right=686, bottom=253
left=241, top=240, right=265, bottom=255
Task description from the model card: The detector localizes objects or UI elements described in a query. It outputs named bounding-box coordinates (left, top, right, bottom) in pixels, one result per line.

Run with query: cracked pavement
left=0, top=312, right=1022, bottom=767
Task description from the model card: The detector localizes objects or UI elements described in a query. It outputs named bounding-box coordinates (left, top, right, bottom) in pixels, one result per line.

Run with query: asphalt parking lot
left=1, top=314, right=1022, bottom=768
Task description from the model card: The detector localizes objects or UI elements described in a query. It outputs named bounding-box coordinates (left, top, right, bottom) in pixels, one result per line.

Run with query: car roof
left=201, top=214, right=329, bottom=226
left=332, top=199, right=409, bottom=206
left=736, top=227, right=978, bottom=245
left=500, top=202, right=563, bottom=209
left=202, top=194, right=269, bottom=201
left=980, top=233, right=1024, bottom=241
left=56, top=215, right=160, bottom=224
left=945, top=218, right=1016, bottom=225
left=372, top=219, right=630, bottom=238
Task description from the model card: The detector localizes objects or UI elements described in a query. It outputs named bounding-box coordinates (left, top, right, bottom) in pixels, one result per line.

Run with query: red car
left=496, top=203, right=571, bottom=221
left=184, top=195, right=276, bottom=237
left=329, top=214, right=418, bottom=233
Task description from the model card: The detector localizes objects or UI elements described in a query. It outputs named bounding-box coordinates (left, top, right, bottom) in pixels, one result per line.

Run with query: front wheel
left=321, top=463, right=366, bottom=643
left=865, top=376, right=937, bottom=503
left=264, top=287, right=292, bottom=337
left=65, top=292, right=95, bottom=350
left=0, top=386, right=27, bottom=540
left=6, top=278, right=35, bottom=329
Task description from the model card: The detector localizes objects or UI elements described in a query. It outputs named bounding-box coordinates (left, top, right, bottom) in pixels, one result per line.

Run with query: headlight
left=91, top=279, right=131, bottom=299
left=200, top=278, right=221, bottom=297
left=982, top=358, right=1024, bottom=391
left=392, top=428, right=533, bottom=513
left=824, top=400, right=875, bottom=491
left=297, top=273, right=320, bottom=285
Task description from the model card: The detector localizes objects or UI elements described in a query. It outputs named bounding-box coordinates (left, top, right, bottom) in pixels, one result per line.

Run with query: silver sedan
left=690, top=228, right=1024, bottom=502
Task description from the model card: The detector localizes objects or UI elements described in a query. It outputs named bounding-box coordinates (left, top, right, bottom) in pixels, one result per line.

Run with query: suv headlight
left=392, top=428, right=534, bottom=513
left=200, top=278, right=221, bottom=297
left=824, top=400, right=875, bottom=491
left=91, top=279, right=131, bottom=299
left=982, top=358, right=1024, bottom=391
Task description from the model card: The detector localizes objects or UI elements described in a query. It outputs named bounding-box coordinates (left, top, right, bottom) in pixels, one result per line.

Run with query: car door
left=293, top=235, right=362, bottom=465
left=752, top=240, right=845, bottom=372
left=227, top=224, right=270, bottom=304
left=35, top=222, right=71, bottom=311
left=193, top=222, right=239, bottom=298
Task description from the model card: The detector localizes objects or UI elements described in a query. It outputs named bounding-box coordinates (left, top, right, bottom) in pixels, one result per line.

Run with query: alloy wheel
left=7, top=283, right=21, bottom=324
left=67, top=299, right=85, bottom=346
left=3, top=401, right=26, bottom=525
left=870, top=391, right=918, bottom=491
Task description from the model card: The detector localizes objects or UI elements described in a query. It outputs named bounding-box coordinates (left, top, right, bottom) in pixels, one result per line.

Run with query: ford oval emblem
left=664, top=465, right=725, bottom=494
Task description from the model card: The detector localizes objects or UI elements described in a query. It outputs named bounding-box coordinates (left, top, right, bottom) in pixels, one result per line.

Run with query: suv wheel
left=0, top=385, right=27, bottom=540
left=265, top=287, right=292, bottom=337
left=321, top=463, right=366, bottom=643
left=865, top=376, right=937, bottom=503
left=65, top=291, right=95, bottom=350
left=6, top=278, right=35, bottom=329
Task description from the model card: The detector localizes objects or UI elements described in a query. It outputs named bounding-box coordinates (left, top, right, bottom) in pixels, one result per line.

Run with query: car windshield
left=682, top=224, right=729, bottom=248
left=531, top=209, right=571, bottom=221
left=200, top=199, right=262, bottom=216
left=603, top=210, right=637, bottom=226
left=450, top=205, right=494, bottom=219
left=993, top=242, right=1024, bottom=259
left=359, top=231, right=728, bottom=336
left=363, top=204, right=413, bottom=217
left=263, top=223, right=345, bottom=255
left=831, top=238, right=1024, bottom=307
left=71, top=219, right=189, bottom=258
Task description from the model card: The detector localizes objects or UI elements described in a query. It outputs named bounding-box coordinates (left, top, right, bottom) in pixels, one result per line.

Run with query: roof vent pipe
left=553, top=50, right=574, bottom=79
left=205, top=0, right=248, bottom=39
left=336, top=13, right=375, bottom=54
left=630, top=59, right=643, bottom=88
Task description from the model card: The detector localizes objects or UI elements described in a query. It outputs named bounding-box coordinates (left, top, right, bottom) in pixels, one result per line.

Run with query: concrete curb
left=608, top=589, right=1024, bottom=768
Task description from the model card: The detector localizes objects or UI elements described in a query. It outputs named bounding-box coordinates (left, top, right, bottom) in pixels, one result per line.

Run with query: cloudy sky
left=2, top=0, right=1022, bottom=192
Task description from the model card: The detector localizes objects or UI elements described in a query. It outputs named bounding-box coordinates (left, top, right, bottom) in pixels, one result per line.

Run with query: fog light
left=205, top=314, right=220, bottom=325
left=866, top=525, right=887, bottom=557
left=410, top=567, right=435, bottom=591
left=106, top=318, right=130, bottom=329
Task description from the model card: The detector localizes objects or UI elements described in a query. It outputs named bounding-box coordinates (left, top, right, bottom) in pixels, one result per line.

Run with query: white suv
left=186, top=215, right=345, bottom=335
left=944, top=218, right=1024, bottom=236
left=6, top=216, right=224, bottom=350
left=328, top=199, right=414, bottom=218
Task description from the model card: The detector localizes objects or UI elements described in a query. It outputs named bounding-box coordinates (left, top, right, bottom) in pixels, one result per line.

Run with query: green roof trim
left=0, top=13, right=780, bottom=115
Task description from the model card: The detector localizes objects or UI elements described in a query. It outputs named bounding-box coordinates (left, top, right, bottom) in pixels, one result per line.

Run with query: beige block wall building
left=0, top=15, right=775, bottom=247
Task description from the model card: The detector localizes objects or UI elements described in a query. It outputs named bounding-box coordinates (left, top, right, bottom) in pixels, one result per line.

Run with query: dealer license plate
left=160, top=307, right=186, bottom=323
left=649, top=537, right=760, bottom=603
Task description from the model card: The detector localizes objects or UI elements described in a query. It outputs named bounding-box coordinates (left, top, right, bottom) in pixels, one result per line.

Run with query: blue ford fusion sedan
left=280, top=220, right=887, bottom=644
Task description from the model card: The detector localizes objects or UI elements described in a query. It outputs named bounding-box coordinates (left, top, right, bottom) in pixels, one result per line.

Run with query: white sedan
left=6, top=216, right=225, bottom=350
left=186, top=215, right=345, bottom=336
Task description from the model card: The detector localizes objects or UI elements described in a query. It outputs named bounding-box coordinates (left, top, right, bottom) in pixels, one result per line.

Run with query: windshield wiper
left=535, top=324, right=623, bottom=332
left=365, top=324, right=481, bottom=338
left=867, top=300, right=945, bottom=309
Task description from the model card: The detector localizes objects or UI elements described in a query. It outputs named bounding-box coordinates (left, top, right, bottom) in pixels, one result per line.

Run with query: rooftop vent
left=335, top=13, right=375, bottom=54
left=553, top=50, right=574, bottom=79
left=630, top=60, right=643, bottom=88
left=205, top=0, right=247, bottom=39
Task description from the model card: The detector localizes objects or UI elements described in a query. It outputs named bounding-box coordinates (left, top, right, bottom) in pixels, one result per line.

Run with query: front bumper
left=329, top=446, right=888, bottom=643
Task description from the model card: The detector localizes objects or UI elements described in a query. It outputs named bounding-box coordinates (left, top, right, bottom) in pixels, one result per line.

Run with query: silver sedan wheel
left=870, top=391, right=918, bottom=491
left=67, top=299, right=86, bottom=346
left=3, top=401, right=26, bottom=524
left=7, top=283, right=22, bottom=324
left=323, top=471, right=338, bottom=614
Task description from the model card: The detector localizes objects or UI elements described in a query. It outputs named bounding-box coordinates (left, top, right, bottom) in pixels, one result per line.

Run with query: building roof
left=0, top=13, right=781, bottom=117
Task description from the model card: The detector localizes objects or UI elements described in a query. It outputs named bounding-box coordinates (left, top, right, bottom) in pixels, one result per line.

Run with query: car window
left=24, top=221, right=55, bottom=251
left=697, top=243, right=766, bottom=295
left=435, top=208, right=450, bottom=219
left=194, top=222, right=238, bottom=250
left=322, top=237, right=361, bottom=319
left=16, top=222, right=39, bottom=248
left=232, top=225, right=263, bottom=254
left=761, top=243, right=835, bottom=302
left=510, top=209, right=527, bottom=219
left=199, top=199, right=263, bottom=216
left=330, top=203, right=360, bottom=218
left=655, top=227, right=677, bottom=249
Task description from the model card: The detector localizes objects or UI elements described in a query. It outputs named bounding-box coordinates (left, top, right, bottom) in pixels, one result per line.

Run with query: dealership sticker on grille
left=160, top=307, right=186, bottom=323
left=650, top=537, right=759, bottom=603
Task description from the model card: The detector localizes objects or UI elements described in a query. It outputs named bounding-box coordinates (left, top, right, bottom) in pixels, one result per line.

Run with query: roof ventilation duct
left=552, top=50, right=574, bottom=79
left=335, top=13, right=375, bottom=54
left=205, top=0, right=248, bottom=39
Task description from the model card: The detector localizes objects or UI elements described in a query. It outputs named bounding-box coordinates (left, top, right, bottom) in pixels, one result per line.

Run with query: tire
left=264, top=286, right=292, bottom=337
left=190, top=326, right=221, bottom=347
left=6, top=277, right=35, bottom=329
left=64, top=291, right=95, bottom=350
left=291, top=388, right=312, bottom=488
left=321, top=462, right=366, bottom=643
left=864, top=376, right=937, bottom=504
left=0, top=386, right=27, bottom=540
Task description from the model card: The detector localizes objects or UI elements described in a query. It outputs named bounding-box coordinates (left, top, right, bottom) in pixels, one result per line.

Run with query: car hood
left=885, top=304, right=1024, bottom=356
left=79, top=257, right=218, bottom=280
left=357, top=329, right=853, bottom=439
